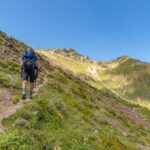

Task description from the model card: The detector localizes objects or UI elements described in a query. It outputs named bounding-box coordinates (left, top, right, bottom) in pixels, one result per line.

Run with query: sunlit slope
left=1, top=52, right=150, bottom=149
left=0, top=32, right=150, bottom=149
left=104, top=56, right=150, bottom=107
left=0, top=31, right=29, bottom=103
left=0, top=31, right=45, bottom=101
left=38, top=49, right=150, bottom=107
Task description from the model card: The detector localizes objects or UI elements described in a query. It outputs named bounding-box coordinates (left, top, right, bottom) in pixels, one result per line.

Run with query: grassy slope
left=39, top=50, right=150, bottom=108
left=104, top=56, right=150, bottom=107
left=0, top=56, right=21, bottom=104
left=0, top=53, right=150, bottom=149
left=0, top=31, right=29, bottom=103
left=0, top=33, right=150, bottom=149
left=0, top=31, right=45, bottom=102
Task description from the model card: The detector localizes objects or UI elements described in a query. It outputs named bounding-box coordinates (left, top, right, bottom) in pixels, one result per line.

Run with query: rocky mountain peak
left=49, top=48, right=93, bottom=63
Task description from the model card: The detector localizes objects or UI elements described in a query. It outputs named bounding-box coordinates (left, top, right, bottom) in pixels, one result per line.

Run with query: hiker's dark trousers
left=21, top=68, right=36, bottom=83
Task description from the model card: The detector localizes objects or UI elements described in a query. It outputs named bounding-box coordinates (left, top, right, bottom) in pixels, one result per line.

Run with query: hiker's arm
left=21, top=56, right=24, bottom=66
left=35, top=61, right=39, bottom=68
left=21, top=60, right=23, bottom=66
left=20, top=60, right=23, bottom=78
left=21, top=60, right=24, bottom=72
left=35, top=54, right=42, bottom=71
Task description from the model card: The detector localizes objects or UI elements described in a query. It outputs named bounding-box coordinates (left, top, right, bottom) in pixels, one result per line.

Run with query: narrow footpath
left=0, top=75, right=48, bottom=133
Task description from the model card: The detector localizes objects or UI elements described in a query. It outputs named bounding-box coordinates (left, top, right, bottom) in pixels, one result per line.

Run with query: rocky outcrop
left=41, top=48, right=93, bottom=63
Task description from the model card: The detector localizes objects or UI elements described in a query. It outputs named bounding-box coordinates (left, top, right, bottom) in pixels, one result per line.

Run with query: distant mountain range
left=38, top=49, right=150, bottom=108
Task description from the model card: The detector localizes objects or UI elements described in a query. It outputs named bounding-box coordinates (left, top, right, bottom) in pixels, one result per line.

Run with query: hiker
left=21, top=48, right=39, bottom=100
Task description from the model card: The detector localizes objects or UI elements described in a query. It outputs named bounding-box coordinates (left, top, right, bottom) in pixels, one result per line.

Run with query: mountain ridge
left=38, top=49, right=150, bottom=108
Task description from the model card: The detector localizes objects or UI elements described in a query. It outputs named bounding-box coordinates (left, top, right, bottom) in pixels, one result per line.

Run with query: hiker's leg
left=29, top=71, right=35, bottom=99
left=30, top=70, right=35, bottom=92
left=30, top=82, right=34, bottom=93
left=21, top=80, right=27, bottom=99
left=22, top=69, right=28, bottom=93
left=22, top=80, right=27, bottom=93
left=29, top=82, right=34, bottom=100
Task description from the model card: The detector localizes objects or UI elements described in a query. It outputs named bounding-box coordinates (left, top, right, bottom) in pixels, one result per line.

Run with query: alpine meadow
left=0, top=31, right=150, bottom=150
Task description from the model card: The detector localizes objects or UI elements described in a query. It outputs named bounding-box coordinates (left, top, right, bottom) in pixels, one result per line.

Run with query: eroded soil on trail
left=0, top=88, right=24, bottom=133
left=0, top=75, right=48, bottom=133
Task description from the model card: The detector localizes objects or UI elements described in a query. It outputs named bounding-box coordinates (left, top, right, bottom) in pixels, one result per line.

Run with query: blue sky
left=0, top=0, right=150, bottom=62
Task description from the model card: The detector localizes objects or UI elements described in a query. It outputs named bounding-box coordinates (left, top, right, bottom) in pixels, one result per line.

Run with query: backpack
left=23, top=50, right=36, bottom=72
left=24, top=50, right=34, bottom=59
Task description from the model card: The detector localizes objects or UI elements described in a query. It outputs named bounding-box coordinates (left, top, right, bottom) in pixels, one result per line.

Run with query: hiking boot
left=22, top=93, right=26, bottom=100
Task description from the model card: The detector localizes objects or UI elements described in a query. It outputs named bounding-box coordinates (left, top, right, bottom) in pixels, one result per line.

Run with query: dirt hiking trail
left=0, top=75, right=48, bottom=133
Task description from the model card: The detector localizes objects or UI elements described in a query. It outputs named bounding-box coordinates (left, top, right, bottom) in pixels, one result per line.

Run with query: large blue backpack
left=23, top=50, right=36, bottom=72
left=24, top=50, right=34, bottom=59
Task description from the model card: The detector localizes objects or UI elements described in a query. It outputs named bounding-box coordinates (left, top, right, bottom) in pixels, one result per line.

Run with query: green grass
left=0, top=56, right=21, bottom=90
left=0, top=64, right=150, bottom=150
left=0, top=39, right=150, bottom=149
